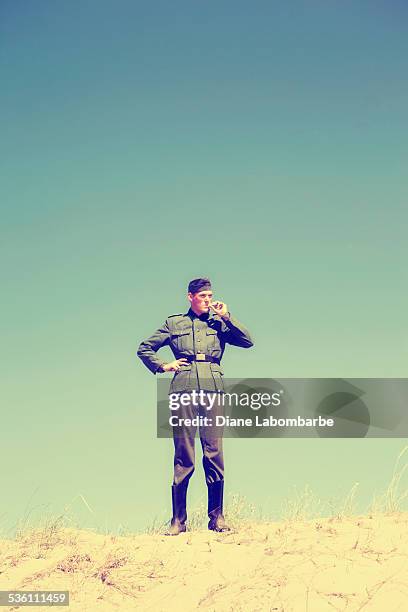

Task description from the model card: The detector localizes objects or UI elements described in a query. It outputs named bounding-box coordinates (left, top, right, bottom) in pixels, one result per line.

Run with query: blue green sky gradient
left=1, top=0, right=407, bottom=535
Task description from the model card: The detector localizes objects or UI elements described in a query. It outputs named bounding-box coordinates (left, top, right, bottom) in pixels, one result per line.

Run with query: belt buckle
left=195, top=353, right=206, bottom=361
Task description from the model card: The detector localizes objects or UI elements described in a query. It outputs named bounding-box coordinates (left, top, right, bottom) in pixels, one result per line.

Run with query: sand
left=1, top=512, right=408, bottom=611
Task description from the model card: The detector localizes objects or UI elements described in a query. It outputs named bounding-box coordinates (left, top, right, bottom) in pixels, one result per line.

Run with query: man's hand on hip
left=161, top=358, right=190, bottom=372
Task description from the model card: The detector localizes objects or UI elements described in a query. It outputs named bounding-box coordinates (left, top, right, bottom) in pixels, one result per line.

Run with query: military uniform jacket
left=137, top=308, right=253, bottom=393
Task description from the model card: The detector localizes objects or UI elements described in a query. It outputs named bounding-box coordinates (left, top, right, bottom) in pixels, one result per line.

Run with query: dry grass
left=1, top=446, right=407, bottom=611
left=368, top=445, right=408, bottom=515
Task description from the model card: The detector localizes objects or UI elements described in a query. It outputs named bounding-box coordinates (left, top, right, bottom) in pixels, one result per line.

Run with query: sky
left=1, top=0, right=407, bottom=536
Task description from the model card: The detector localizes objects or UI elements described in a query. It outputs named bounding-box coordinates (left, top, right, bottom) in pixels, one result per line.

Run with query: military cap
left=188, top=277, right=212, bottom=294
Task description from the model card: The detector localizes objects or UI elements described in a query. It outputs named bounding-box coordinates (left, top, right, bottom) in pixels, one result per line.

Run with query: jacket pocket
left=206, top=328, right=220, bottom=350
left=209, top=362, right=224, bottom=392
left=171, top=368, right=192, bottom=393
left=172, top=327, right=190, bottom=337
left=210, top=362, right=224, bottom=376
left=171, top=327, right=191, bottom=352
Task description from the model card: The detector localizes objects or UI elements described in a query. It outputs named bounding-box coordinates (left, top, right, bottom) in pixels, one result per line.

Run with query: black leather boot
left=164, top=480, right=188, bottom=536
left=207, top=480, right=231, bottom=532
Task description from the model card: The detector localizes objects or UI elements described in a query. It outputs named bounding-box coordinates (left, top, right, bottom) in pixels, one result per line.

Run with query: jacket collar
left=187, top=307, right=210, bottom=322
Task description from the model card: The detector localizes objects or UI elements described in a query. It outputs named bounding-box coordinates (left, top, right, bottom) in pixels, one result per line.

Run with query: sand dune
left=1, top=512, right=408, bottom=611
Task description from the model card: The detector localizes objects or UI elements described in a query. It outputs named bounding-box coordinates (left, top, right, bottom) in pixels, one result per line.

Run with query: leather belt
left=181, top=354, right=220, bottom=365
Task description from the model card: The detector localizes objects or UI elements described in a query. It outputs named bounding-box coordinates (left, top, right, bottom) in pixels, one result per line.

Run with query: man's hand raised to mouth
left=209, top=301, right=229, bottom=320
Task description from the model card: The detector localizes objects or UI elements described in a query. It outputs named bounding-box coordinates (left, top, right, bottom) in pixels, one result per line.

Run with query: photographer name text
left=169, top=415, right=334, bottom=428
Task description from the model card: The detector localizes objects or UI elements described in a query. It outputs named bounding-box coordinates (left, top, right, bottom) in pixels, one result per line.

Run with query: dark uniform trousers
left=172, top=392, right=225, bottom=486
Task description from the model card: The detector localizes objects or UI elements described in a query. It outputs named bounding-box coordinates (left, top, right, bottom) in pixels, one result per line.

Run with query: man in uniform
left=137, top=278, right=254, bottom=535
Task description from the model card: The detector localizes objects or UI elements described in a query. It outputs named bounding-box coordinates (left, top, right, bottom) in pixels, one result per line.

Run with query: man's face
left=188, top=290, right=213, bottom=314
